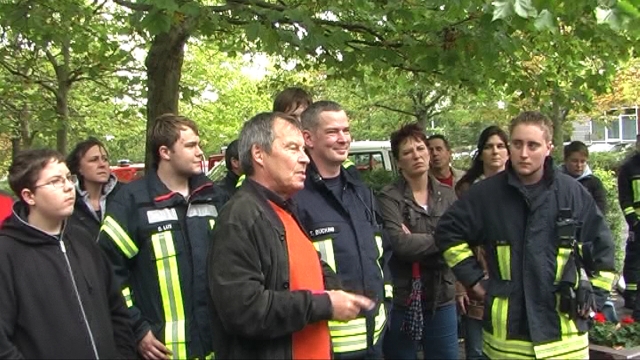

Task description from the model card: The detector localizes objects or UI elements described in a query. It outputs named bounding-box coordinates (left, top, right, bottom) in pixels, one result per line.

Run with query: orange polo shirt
left=269, top=201, right=331, bottom=360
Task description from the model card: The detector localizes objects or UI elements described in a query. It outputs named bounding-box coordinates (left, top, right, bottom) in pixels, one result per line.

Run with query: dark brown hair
left=148, top=113, right=199, bottom=166
left=564, top=140, right=589, bottom=159
left=9, top=148, right=66, bottom=198
left=390, top=123, right=429, bottom=160
left=273, top=87, right=313, bottom=114
left=67, top=137, right=108, bottom=183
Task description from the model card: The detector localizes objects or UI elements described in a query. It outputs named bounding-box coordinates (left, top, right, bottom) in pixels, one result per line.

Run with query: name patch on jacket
left=147, top=208, right=178, bottom=224
left=310, top=226, right=340, bottom=237
left=187, top=204, right=218, bottom=218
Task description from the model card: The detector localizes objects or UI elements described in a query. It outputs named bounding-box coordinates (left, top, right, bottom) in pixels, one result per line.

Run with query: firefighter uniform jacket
left=436, top=158, right=615, bottom=359
left=617, top=152, right=640, bottom=294
left=99, top=169, right=228, bottom=359
left=618, top=152, right=640, bottom=227
left=294, top=162, right=387, bottom=356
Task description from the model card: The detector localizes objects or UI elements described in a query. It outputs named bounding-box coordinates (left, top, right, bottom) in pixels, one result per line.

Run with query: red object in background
left=0, top=192, right=14, bottom=226
left=208, top=153, right=224, bottom=171
left=594, top=312, right=607, bottom=323
left=110, top=161, right=145, bottom=183
left=621, top=315, right=635, bottom=324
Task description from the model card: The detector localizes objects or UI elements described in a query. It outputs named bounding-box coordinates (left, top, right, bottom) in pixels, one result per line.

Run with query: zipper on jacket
left=60, top=240, right=100, bottom=359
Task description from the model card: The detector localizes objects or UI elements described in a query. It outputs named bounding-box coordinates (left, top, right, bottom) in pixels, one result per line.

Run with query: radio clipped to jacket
left=556, top=208, right=595, bottom=323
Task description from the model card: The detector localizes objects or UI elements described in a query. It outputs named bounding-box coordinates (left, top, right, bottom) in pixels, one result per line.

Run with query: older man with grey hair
left=207, top=112, right=375, bottom=359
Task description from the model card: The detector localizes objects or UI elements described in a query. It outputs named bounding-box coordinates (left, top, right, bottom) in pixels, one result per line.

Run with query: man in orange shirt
left=208, top=112, right=375, bottom=359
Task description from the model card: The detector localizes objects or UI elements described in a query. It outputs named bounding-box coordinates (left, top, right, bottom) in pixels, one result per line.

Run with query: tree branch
left=0, top=59, right=58, bottom=95
left=424, top=93, right=445, bottom=110
left=373, top=102, right=416, bottom=117
left=112, top=0, right=152, bottom=11
left=43, top=47, right=59, bottom=69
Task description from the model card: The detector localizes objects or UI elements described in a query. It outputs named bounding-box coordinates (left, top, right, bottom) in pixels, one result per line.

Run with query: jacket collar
left=146, top=168, right=214, bottom=206
left=398, top=174, right=446, bottom=212
left=559, top=163, right=593, bottom=181
left=0, top=201, right=67, bottom=245
left=506, top=156, right=556, bottom=190
left=305, top=160, right=360, bottom=190
left=76, top=173, right=119, bottom=199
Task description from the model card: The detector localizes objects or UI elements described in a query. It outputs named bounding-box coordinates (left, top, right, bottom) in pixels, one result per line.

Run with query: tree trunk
left=11, top=138, right=20, bottom=160
left=416, top=111, right=428, bottom=130
left=55, top=86, right=70, bottom=154
left=144, top=26, right=190, bottom=168
left=550, top=101, right=569, bottom=160
left=19, top=103, right=31, bottom=149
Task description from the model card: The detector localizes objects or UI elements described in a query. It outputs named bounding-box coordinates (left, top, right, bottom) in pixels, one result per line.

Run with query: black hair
left=455, top=126, right=509, bottom=195
left=224, top=139, right=239, bottom=171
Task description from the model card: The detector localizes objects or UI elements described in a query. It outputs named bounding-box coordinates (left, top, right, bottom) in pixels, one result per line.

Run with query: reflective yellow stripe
left=624, top=206, right=636, bottom=215
left=122, top=287, right=133, bottom=307
left=343, top=159, right=355, bottom=168
left=633, top=179, right=640, bottom=203
left=330, top=303, right=386, bottom=353
left=554, top=248, right=572, bottom=284
left=491, top=297, right=509, bottom=340
left=375, top=234, right=391, bottom=299
left=591, top=271, right=616, bottom=291
left=534, top=333, right=588, bottom=359
left=482, top=332, right=535, bottom=358
left=496, top=245, right=511, bottom=280
left=313, top=239, right=336, bottom=272
left=235, top=174, right=245, bottom=188
left=101, top=216, right=139, bottom=259
left=384, top=284, right=393, bottom=299
left=151, top=232, right=187, bottom=360
left=627, top=282, right=638, bottom=291
left=209, top=219, right=216, bottom=229
left=443, top=242, right=474, bottom=268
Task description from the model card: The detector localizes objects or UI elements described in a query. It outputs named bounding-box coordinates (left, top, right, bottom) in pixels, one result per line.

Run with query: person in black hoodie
left=67, top=137, right=122, bottom=241
left=560, top=141, right=607, bottom=214
left=0, top=148, right=136, bottom=359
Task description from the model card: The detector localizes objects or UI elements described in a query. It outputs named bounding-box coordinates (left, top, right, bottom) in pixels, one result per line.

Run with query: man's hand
left=327, top=290, right=376, bottom=321
left=456, top=293, right=469, bottom=315
left=138, top=330, right=171, bottom=360
left=401, top=224, right=411, bottom=235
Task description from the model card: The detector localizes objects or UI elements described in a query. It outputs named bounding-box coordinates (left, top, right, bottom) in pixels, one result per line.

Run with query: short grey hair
left=239, top=112, right=301, bottom=176
left=300, top=100, right=343, bottom=131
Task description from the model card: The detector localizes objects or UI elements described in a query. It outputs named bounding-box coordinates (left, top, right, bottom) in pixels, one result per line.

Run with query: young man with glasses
left=0, top=148, right=136, bottom=359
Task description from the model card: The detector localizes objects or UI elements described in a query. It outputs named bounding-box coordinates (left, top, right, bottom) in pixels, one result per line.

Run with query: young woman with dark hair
left=66, top=137, right=121, bottom=240
left=454, top=125, right=509, bottom=360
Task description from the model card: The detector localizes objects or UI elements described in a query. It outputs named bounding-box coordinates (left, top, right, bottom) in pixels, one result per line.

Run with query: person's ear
left=159, top=145, right=171, bottom=161
left=252, top=144, right=264, bottom=168
left=21, top=188, right=36, bottom=206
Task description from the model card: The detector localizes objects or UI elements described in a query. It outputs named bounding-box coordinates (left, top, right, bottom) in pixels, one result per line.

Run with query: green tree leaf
left=492, top=1, right=514, bottom=21
left=534, top=9, right=556, bottom=32
left=514, top=0, right=538, bottom=18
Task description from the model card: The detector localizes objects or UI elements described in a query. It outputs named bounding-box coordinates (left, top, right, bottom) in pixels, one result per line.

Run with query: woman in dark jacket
left=67, top=137, right=121, bottom=240
left=378, top=123, right=459, bottom=359
left=454, top=125, right=509, bottom=360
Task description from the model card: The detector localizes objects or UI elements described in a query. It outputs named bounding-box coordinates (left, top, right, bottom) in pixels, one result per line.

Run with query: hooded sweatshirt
left=0, top=202, right=136, bottom=359
left=70, top=173, right=121, bottom=241
left=560, top=164, right=607, bottom=214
